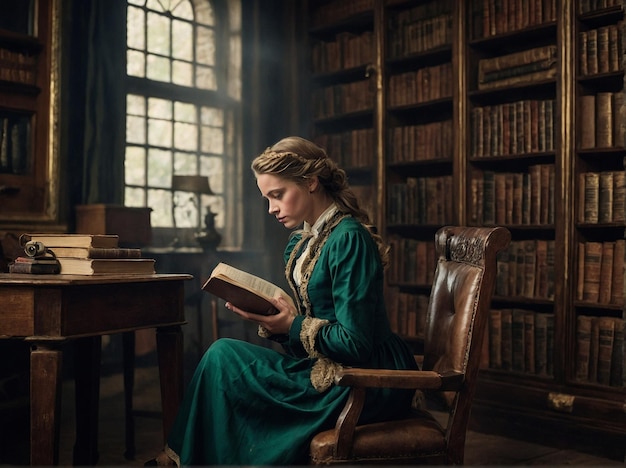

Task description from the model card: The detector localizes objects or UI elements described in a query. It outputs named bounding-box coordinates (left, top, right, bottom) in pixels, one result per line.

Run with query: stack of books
left=18, top=233, right=156, bottom=275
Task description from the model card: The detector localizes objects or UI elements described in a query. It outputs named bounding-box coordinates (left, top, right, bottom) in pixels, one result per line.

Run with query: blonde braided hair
left=251, top=136, right=389, bottom=268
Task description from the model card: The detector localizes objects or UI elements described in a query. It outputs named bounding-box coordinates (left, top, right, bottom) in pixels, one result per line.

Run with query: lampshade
left=171, top=175, right=214, bottom=194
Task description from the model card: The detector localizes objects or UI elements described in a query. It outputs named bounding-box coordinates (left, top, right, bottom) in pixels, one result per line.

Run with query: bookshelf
left=301, top=0, right=625, bottom=457
left=0, top=0, right=61, bottom=228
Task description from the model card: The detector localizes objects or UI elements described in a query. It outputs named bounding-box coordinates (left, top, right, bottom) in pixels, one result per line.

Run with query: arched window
left=125, top=0, right=241, bottom=248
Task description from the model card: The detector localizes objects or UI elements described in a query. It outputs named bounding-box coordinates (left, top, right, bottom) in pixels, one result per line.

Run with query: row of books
left=313, top=129, right=374, bottom=170
left=578, top=0, right=624, bottom=15
left=312, top=80, right=374, bottom=120
left=469, top=165, right=555, bottom=226
left=386, top=120, right=454, bottom=164
left=495, top=240, right=555, bottom=300
left=387, top=290, right=429, bottom=339
left=579, top=24, right=623, bottom=77
left=387, top=237, right=437, bottom=286
left=487, top=309, right=555, bottom=377
left=9, top=234, right=156, bottom=275
left=0, top=116, right=30, bottom=175
left=578, top=171, right=626, bottom=224
left=575, top=314, right=625, bottom=387
left=470, top=0, right=558, bottom=40
left=387, top=8, right=452, bottom=59
left=576, top=240, right=625, bottom=305
left=0, top=46, right=37, bottom=86
left=477, top=45, right=557, bottom=91
left=310, top=31, right=374, bottom=75
left=387, top=175, right=454, bottom=226
left=387, top=63, right=453, bottom=107
left=470, top=99, right=556, bottom=158
left=578, top=92, right=626, bottom=150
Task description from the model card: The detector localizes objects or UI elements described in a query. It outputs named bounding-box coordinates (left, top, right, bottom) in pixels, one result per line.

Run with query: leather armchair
left=310, top=226, right=511, bottom=465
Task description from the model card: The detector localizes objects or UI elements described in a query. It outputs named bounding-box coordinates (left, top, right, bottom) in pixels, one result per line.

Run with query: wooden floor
left=3, top=363, right=622, bottom=465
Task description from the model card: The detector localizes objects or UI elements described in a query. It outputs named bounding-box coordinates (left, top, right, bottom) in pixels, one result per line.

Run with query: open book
left=202, top=262, right=295, bottom=316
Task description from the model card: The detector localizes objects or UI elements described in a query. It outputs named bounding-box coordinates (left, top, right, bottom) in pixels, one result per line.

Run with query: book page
left=212, top=263, right=294, bottom=306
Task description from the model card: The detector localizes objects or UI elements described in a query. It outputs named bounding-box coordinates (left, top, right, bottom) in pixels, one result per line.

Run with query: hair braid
left=252, top=136, right=390, bottom=268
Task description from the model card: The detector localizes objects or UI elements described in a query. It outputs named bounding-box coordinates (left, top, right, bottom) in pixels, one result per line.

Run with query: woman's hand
left=226, top=295, right=296, bottom=335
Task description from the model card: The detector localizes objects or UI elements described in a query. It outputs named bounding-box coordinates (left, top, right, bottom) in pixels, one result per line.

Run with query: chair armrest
left=335, top=368, right=465, bottom=391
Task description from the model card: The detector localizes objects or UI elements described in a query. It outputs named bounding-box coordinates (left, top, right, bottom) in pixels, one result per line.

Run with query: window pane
left=129, top=0, right=145, bottom=6
left=172, top=0, right=193, bottom=20
left=201, top=106, right=223, bottom=126
left=125, top=146, right=146, bottom=185
left=200, top=126, right=223, bottom=153
left=148, top=118, right=172, bottom=147
left=147, top=54, right=171, bottom=82
left=125, top=186, right=146, bottom=207
left=195, top=1, right=214, bottom=26
left=147, top=148, right=172, bottom=187
left=172, top=19, right=192, bottom=60
left=196, top=26, right=215, bottom=65
left=174, top=151, right=196, bottom=173
left=174, top=192, right=199, bottom=227
left=195, top=65, right=216, bottom=90
left=127, top=50, right=146, bottom=77
left=148, top=97, right=172, bottom=119
left=172, top=60, right=193, bottom=87
left=174, top=102, right=196, bottom=123
left=127, top=6, right=145, bottom=50
left=200, top=156, right=223, bottom=193
left=126, top=115, right=146, bottom=144
left=148, top=188, right=173, bottom=227
left=127, top=94, right=145, bottom=116
left=147, top=12, right=170, bottom=55
left=174, top=122, right=197, bottom=151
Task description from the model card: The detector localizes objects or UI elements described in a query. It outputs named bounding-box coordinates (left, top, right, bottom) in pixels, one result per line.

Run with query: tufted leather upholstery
left=310, top=226, right=511, bottom=465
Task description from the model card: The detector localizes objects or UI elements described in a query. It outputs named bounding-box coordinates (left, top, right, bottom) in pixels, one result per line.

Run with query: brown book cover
left=49, top=247, right=142, bottom=259
left=597, top=317, right=615, bottom=385
left=579, top=31, right=588, bottom=75
left=535, top=239, right=548, bottom=299
left=579, top=94, right=596, bottom=149
left=26, top=233, right=119, bottom=249
left=9, top=256, right=61, bottom=274
left=489, top=309, right=503, bottom=369
left=599, top=242, right=614, bottom=304
left=577, top=242, right=586, bottom=301
left=478, top=45, right=557, bottom=88
left=610, top=239, right=625, bottom=305
left=597, top=26, right=610, bottom=74
left=587, top=28, right=598, bottom=75
left=595, top=92, right=613, bottom=148
left=588, top=317, right=600, bottom=382
left=529, top=164, right=542, bottom=225
left=56, top=257, right=155, bottom=275
left=583, top=241, right=603, bottom=302
left=610, top=318, right=624, bottom=386
left=546, top=313, right=555, bottom=376
left=202, top=262, right=295, bottom=316
left=501, top=308, right=513, bottom=371
left=575, top=315, right=592, bottom=382
left=524, top=311, right=535, bottom=373
left=511, top=309, right=526, bottom=372
left=612, top=170, right=625, bottom=222
left=523, top=240, right=537, bottom=298
left=534, top=313, right=548, bottom=376
left=583, top=172, right=600, bottom=223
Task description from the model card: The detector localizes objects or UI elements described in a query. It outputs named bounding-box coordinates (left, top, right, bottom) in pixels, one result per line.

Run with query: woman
left=151, top=136, right=418, bottom=465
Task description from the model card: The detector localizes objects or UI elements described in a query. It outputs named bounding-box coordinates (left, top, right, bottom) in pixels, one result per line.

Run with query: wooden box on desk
left=76, top=204, right=152, bottom=247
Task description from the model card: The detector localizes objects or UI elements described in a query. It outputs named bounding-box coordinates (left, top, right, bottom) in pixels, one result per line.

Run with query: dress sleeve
left=306, top=228, right=383, bottom=366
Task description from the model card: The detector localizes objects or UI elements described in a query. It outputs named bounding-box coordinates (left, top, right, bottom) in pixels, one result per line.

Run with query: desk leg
left=30, top=342, right=63, bottom=466
left=156, top=325, right=183, bottom=442
left=73, top=336, right=102, bottom=465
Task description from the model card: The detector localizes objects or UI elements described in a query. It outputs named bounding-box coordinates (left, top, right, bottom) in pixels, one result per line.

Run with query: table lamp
left=171, top=175, right=221, bottom=250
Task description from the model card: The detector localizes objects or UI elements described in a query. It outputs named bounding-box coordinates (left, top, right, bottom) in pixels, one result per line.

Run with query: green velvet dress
left=165, top=214, right=418, bottom=465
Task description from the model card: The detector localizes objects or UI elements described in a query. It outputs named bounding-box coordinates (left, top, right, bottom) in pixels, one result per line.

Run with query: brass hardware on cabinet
left=547, top=392, right=575, bottom=413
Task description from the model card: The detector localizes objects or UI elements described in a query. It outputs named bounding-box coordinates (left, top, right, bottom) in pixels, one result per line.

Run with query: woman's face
left=256, top=173, right=313, bottom=229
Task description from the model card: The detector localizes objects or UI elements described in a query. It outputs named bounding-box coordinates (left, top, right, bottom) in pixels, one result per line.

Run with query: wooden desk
left=0, top=273, right=192, bottom=466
